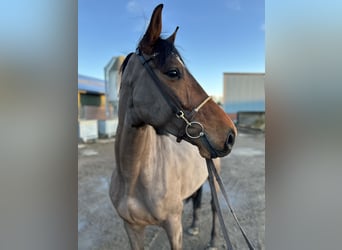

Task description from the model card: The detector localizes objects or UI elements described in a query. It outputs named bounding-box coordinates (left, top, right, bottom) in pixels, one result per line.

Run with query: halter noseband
left=136, top=48, right=212, bottom=141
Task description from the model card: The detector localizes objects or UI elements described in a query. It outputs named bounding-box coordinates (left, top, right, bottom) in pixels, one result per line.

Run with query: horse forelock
left=121, top=38, right=183, bottom=77
left=152, top=38, right=184, bottom=69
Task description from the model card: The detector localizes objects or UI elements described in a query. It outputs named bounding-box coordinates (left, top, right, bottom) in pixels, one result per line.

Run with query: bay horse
left=110, top=4, right=237, bottom=250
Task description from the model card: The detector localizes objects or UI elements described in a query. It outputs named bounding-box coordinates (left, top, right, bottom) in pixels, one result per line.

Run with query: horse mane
left=120, top=52, right=134, bottom=74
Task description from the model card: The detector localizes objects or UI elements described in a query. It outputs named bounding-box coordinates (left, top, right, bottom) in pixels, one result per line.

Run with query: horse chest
left=116, top=194, right=170, bottom=226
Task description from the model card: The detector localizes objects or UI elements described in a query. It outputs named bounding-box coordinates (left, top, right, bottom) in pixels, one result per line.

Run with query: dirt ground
left=78, top=131, right=265, bottom=250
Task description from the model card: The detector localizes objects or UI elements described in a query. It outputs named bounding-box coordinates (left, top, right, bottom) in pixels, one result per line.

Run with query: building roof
left=78, top=74, right=105, bottom=94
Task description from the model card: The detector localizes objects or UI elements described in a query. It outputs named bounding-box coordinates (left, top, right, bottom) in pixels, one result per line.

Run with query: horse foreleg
left=187, top=186, right=203, bottom=236
left=163, top=215, right=183, bottom=250
left=123, top=221, right=145, bottom=250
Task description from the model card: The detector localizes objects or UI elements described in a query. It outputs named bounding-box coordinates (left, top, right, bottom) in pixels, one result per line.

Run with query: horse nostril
left=226, top=132, right=235, bottom=150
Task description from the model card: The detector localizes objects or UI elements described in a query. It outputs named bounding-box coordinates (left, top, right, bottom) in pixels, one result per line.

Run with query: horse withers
left=109, top=4, right=237, bottom=250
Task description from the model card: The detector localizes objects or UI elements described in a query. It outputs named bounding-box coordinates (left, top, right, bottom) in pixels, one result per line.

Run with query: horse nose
left=225, top=131, right=235, bottom=151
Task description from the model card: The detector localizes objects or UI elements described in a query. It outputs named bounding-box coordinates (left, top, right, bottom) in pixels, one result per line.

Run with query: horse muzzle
left=199, top=130, right=236, bottom=159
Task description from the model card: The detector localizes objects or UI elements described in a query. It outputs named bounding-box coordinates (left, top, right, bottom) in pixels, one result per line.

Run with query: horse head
left=119, top=4, right=237, bottom=159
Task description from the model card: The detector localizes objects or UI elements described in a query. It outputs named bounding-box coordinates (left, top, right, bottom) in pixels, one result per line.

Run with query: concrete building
left=223, top=73, right=265, bottom=121
left=78, top=56, right=125, bottom=141
left=78, top=74, right=106, bottom=120
left=104, top=56, right=125, bottom=119
left=78, top=56, right=125, bottom=121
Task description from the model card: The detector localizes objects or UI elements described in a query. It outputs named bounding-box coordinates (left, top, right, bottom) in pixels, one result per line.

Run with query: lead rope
left=206, top=159, right=234, bottom=250
left=206, top=159, right=255, bottom=250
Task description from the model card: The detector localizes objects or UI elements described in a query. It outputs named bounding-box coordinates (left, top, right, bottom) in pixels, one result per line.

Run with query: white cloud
left=126, top=0, right=140, bottom=13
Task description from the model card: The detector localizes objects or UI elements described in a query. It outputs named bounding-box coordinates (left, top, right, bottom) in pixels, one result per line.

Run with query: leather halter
left=136, top=48, right=211, bottom=141
left=136, top=48, right=227, bottom=159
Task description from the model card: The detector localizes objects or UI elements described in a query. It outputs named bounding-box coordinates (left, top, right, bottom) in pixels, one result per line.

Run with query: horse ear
left=139, top=4, right=163, bottom=54
left=166, top=26, right=179, bottom=44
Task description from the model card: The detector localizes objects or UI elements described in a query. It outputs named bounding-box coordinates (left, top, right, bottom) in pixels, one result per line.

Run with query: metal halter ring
left=185, top=121, right=205, bottom=139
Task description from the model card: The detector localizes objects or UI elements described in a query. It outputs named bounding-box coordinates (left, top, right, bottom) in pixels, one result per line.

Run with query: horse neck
left=117, top=123, right=155, bottom=159
left=115, top=92, right=158, bottom=179
left=115, top=61, right=165, bottom=181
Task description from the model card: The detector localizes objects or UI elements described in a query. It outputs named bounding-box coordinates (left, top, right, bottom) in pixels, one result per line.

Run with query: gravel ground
left=78, top=132, right=265, bottom=250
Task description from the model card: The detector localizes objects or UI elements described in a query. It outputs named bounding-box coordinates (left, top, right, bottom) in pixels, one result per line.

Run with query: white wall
left=223, top=73, right=265, bottom=114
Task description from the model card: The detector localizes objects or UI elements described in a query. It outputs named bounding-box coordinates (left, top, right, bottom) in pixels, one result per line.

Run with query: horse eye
left=165, top=69, right=180, bottom=79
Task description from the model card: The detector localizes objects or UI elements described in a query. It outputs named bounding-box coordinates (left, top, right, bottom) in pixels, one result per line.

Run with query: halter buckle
left=176, top=110, right=191, bottom=126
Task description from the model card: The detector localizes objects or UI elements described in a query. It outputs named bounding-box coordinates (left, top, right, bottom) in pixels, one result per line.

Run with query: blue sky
left=78, top=0, right=264, bottom=97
